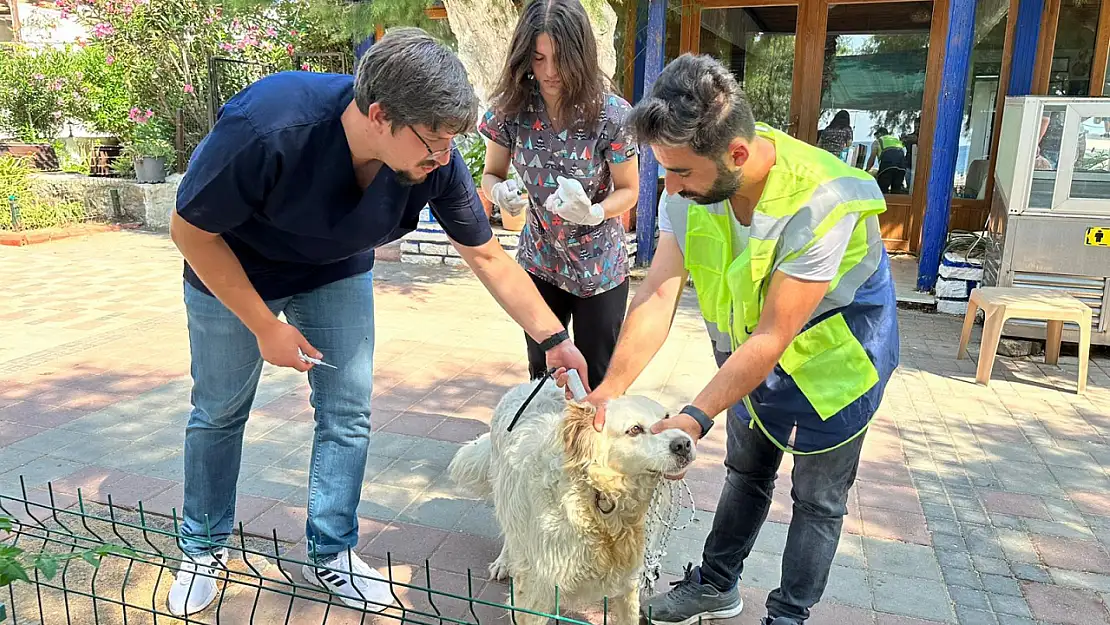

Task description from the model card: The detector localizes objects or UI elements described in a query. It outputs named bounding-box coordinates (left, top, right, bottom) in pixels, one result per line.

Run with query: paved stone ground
left=2, top=231, right=1109, bottom=625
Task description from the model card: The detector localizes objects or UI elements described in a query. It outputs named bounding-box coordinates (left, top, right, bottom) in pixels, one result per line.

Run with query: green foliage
left=58, top=139, right=96, bottom=175
left=0, top=44, right=87, bottom=143
left=740, top=35, right=795, bottom=131
left=459, top=135, right=487, bottom=187
left=0, top=515, right=135, bottom=587
left=55, top=0, right=359, bottom=154
left=0, top=155, right=86, bottom=230
left=72, top=45, right=133, bottom=138
left=1079, top=148, right=1110, bottom=172
left=121, top=113, right=176, bottom=161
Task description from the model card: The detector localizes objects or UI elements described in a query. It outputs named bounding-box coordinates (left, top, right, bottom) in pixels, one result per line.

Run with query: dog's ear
left=561, top=401, right=598, bottom=468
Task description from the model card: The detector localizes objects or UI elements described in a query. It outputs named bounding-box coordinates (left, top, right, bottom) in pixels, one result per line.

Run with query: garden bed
left=0, top=221, right=141, bottom=247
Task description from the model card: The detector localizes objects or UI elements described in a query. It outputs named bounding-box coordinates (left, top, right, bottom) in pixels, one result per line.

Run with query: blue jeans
left=699, top=349, right=865, bottom=623
left=180, top=273, right=375, bottom=561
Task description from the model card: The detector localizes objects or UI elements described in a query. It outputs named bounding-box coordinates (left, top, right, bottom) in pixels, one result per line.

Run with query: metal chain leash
left=639, top=477, right=696, bottom=599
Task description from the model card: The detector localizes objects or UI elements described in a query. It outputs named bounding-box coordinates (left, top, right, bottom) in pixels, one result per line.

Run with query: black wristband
left=538, top=329, right=570, bottom=352
left=681, top=404, right=714, bottom=438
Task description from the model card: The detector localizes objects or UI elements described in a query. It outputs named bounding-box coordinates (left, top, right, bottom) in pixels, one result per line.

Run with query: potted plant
left=121, top=110, right=175, bottom=184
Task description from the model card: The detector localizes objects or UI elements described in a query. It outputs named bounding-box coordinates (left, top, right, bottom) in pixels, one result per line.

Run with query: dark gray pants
left=699, top=350, right=866, bottom=622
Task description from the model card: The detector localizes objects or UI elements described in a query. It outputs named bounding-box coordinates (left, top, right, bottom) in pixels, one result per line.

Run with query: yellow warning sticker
left=1086, top=227, right=1110, bottom=247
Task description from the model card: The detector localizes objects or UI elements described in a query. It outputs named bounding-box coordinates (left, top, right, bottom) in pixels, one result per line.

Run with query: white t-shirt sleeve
left=657, top=192, right=674, bottom=234
left=777, top=213, right=861, bottom=282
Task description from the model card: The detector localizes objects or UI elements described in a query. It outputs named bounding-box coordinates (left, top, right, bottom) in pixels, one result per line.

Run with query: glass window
left=952, top=0, right=1009, bottom=200
left=817, top=2, right=932, bottom=196
left=698, top=6, right=798, bottom=132
left=1029, top=105, right=1066, bottom=208
left=1044, top=0, right=1101, bottom=96
left=1071, top=115, right=1110, bottom=200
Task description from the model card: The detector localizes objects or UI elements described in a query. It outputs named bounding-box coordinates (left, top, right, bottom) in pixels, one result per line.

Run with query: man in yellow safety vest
left=564, top=54, right=900, bottom=625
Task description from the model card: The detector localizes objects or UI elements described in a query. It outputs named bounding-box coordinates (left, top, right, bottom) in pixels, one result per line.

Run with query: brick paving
left=1, top=230, right=1109, bottom=625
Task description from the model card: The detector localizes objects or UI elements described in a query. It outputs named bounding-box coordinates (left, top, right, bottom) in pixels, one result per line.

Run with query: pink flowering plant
left=53, top=0, right=354, bottom=154
left=0, top=44, right=87, bottom=142
left=120, top=111, right=175, bottom=162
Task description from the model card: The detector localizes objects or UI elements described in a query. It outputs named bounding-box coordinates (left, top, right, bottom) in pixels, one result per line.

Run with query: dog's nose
left=670, top=437, right=692, bottom=457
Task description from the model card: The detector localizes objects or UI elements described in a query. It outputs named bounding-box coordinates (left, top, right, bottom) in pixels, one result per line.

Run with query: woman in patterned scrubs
left=479, top=0, right=640, bottom=389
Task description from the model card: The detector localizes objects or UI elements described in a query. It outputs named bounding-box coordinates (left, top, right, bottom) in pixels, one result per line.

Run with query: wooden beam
left=907, top=0, right=949, bottom=254
left=622, top=0, right=637, bottom=101
left=1090, top=0, right=1110, bottom=96
left=680, top=0, right=702, bottom=53
left=980, top=0, right=1020, bottom=211
left=792, top=0, right=826, bottom=144
left=424, top=6, right=448, bottom=19
left=698, top=0, right=795, bottom=8
left=376, top=24, right=385, bottom=40
left=8, top=0, right=20, bottom=41
left=826, top=0, right=933, bottom=4
left=1033, top=0, right=1060, bottom=94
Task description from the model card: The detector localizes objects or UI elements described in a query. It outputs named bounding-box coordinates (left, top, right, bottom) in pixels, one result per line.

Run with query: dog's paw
left=488, top=558, right=511, bottom=581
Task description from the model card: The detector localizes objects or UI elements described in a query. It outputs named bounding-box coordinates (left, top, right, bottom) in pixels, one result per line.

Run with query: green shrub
left=0, top=155, right=86, bottom=230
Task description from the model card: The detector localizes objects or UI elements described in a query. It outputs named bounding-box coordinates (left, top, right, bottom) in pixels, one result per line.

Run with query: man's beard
left=679, top=161, right=741, bottom=205
left=394, top=169, right=428, bottom=187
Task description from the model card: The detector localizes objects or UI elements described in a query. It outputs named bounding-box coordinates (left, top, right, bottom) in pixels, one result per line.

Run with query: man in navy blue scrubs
left=166, top=28, right=589, bottom=616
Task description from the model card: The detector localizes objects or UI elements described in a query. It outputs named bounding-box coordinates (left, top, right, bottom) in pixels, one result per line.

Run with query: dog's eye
left=626, top=425, right=645, bottom=436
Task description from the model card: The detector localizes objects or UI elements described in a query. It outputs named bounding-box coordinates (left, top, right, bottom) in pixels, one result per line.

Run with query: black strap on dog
left=506, top=367, right=556, bottom=432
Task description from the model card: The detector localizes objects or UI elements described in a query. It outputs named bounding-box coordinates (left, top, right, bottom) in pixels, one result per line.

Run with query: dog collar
left=595, top=491, right=616, bottom=514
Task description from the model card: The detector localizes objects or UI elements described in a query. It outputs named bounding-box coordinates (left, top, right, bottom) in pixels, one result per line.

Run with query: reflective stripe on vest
left=664, top=124, right=890, bottom=453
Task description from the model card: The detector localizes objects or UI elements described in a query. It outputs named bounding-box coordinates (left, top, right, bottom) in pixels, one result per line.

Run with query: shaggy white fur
left=449, top=381, right=695, bottom=625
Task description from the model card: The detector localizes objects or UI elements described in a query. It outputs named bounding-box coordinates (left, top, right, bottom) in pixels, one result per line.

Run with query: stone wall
left=33, top=173, right=180, bottom=231
left=400, top=208, right=638, bottom=266
left=401, top=209, right=520, bottom=266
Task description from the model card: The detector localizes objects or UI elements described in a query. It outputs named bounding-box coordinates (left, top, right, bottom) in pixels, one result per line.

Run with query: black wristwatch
left=680, top=404, right=715, bottom=438
left=538, top=329, right=570, bottom=352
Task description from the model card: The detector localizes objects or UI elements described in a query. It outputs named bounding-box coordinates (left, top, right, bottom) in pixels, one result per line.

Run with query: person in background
left=479, top=0, right=640, bottom=389
left=866, top=127, right=907, bottom=194
left=900, top=117, right=920, bottom=188
left=816, top=110, right=854, bottom=161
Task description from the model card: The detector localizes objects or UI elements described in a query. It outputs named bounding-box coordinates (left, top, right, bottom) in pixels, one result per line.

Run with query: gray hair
left=628, top=54, right=755, bottom=157
left=354, top=27, right=479, bottom=135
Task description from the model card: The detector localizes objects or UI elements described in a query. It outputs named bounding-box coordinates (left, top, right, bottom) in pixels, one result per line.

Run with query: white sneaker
left=166, top=548, right=228, bottom=616
left=302, top=551, right=394, bottom=612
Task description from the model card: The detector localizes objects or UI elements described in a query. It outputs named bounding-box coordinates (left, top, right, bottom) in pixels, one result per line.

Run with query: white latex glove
left=490, top=179, right=529, bottom=216
left=544, top=176, right=604, bottom=226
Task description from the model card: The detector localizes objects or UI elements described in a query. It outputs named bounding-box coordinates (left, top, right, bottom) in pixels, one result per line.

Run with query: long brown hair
left=489, top=0, right=606, bottom=128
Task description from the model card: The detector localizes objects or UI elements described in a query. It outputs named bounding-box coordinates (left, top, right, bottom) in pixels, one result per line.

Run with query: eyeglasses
left=409, top=125, right=456, bottom=159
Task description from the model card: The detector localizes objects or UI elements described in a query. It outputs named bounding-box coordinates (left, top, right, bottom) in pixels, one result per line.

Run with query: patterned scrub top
left=478, top=91, right=638, bottom=298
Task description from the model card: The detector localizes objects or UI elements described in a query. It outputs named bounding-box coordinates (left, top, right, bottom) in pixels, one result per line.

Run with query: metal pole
left=9, top=194, right=21, bottom=231
left=916, top=0, right=979, bottom=291
left=634, top=0, right=666, bottom=267
left=1007, top=0, right=1043, bottom=97
left=206, top=55, right=218, bottom=130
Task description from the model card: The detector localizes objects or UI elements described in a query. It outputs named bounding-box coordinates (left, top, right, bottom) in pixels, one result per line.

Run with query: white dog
left=448, top=380, right=696, bottom=625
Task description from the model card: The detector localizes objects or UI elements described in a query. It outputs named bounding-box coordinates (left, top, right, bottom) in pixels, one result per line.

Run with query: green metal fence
left=0, top=479, right=613, bottom=625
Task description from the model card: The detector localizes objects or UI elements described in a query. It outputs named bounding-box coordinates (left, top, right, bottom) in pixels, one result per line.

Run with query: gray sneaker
left=760, top=618, right=800, bottom=625
left=641, top=564, right=743, bottom=625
